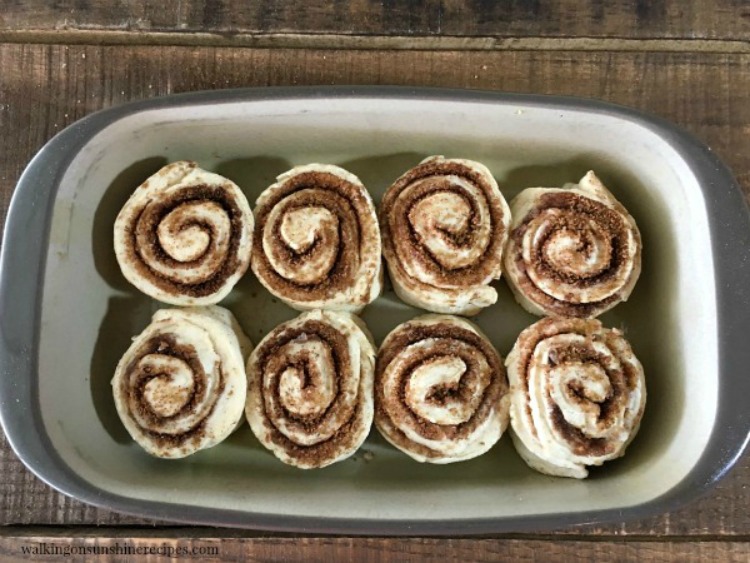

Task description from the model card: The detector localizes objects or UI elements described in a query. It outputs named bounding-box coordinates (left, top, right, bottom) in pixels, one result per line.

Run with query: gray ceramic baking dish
left=1, top=87, right=749, bottom=535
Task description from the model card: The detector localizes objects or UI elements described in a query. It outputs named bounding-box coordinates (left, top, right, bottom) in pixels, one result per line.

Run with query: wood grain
left=0, top=43, right=749, bottom=537
left=0, top=1, right=748, bottom=42
left=1, top=535, right=750, bottom=562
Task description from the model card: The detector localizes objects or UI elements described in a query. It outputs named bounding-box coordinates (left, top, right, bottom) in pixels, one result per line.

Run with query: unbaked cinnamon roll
left=375, top=315, right=510, bottom=463
left=114, top=161, right=254, bottom=306
left=112, top=306, right=252, bottom=458
left=380, top=156, right=511, bottom=316
left=504, top=171, right=642, bottom=318
left=245, top=309, right=375, bottom=468
left=250, top=164, right=382, bottom=313
left=507, top=317, right=646, bottom=478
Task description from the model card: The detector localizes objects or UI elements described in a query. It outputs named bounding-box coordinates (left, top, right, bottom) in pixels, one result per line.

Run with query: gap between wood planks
left=0, top=30, right=748, bottom=53
left=2, top=527, right=750, bottom=541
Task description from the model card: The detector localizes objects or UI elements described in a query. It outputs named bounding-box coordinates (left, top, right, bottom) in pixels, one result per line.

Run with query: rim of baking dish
left=1, top=86, right=749, bottom=535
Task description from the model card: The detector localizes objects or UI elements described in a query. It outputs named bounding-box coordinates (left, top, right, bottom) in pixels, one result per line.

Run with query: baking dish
left=1, top=87, right=749, bottom=534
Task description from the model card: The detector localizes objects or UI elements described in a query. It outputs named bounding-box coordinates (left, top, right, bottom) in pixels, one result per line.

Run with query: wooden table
left=1, top=2, right=749, bottom=560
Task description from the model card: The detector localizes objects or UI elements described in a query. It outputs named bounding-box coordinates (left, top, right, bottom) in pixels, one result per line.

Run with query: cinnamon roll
left=250, top=164, right=382, bottom=313
left=112, top=306, right=252, bottom=458
left=380, top=156, right=511, bottom=316
left=507, top=317, right=646, bottom=478
left=375, top=315, right=510, bottom=463
left=504, top=171, right=642, bottom=318
left=114, top=161, right=253, bottom=306
left=245, top=309, right=375, bottom=469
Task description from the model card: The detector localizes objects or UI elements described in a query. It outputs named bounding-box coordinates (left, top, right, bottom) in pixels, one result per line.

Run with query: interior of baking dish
left=35, top=94, right=718, bottom=524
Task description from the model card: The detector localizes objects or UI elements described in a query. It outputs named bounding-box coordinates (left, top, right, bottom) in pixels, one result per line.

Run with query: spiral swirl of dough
left=380, top=156, right=511, bottom=316
left=504, top=171, right=642, bottom=318
left=251, top=164, right=382, bottom=313
left=375, top=315, right=510, bottom=463
left=507, top=316, right=646, bottom=478
left=114, top=161, right=253, bottom=306
left=245, top=310, right=375, bottom=469
left=112, top=306, right=252, bottom=458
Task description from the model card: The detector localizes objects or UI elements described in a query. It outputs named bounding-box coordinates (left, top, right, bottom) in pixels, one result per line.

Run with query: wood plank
left=1, top=535, right=749, bottom=561
left=0, top=1, right=747, bottom=42
left=0, top=44, right=748, bottom=534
